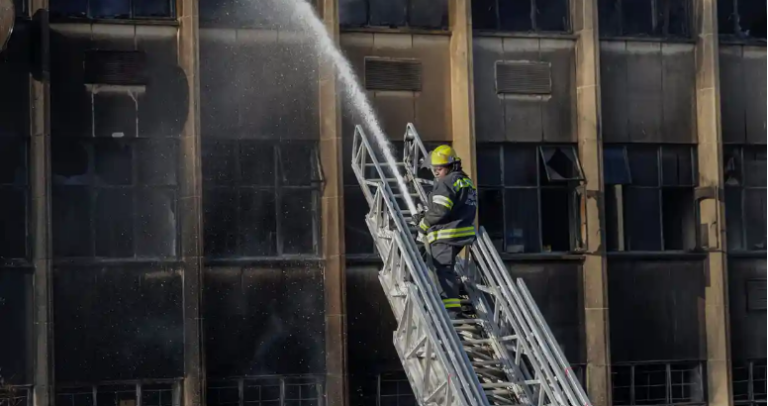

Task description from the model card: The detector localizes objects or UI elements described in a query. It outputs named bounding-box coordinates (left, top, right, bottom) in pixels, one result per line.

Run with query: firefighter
left=412, top=145, right=477, bottom=319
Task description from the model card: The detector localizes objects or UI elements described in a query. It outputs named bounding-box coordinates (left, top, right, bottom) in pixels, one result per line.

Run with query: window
left=57, top=381, right=180, bottom=406
left=0, top=137, right=27, bottom=260
left=724, top=146, right=766, bottom=251
left=477, top=143, right=584, bottom=254
left=604, top=145, right=697, bottom=252
left=339, top=0, right=448, bottom=29
left=202, top=140, right=322, bottom=259
left=0, top=386, right=30, bottom=406
left=598, top=0, right=691, bottom=38
left=612, top=362, right=706, bottom=406
left=207, top=376, right=323, bottom=406
left=718, top=0, right=767, bottom=39
left=472, top=0, right=570, bottom=33
left=348, top=372, right=416, bottom=406
left=734, top=360, right=767, bottom=405
left=49, top=0, right=174, bottom=19
left=51, top=138, right=179, bottom=259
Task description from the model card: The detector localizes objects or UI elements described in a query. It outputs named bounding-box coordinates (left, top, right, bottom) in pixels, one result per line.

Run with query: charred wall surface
left=0, top=18, right=32, bottom=386
left=0, top=0, right=765, bottom=405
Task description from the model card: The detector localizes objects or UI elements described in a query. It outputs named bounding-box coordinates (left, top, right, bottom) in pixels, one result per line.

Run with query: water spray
left=288, top=0, right=420, bottom=215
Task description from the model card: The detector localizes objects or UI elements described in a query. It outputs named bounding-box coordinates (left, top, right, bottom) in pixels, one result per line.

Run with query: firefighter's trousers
left=422, top=242, right=462, bottom=309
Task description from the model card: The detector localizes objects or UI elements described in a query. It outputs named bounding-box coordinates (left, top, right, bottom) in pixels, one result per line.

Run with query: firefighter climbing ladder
left=351, top=123, right=592, bottom=406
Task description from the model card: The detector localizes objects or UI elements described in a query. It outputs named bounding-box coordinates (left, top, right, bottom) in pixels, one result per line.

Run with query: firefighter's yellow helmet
left=430, top=145, right=461, bottom=167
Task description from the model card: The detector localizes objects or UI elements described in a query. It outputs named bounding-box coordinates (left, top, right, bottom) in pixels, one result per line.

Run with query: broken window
left=598, top=0, right=692, bottom=38
left=339, top=0, right=448, bottom=29
left=472, top=0, right=570, bottom=32
left=604, top=144, right=697, bottom=252
left=719, top=0, right=767, bottom=39
left=478, top=143, right=585, bottom=254
left=724, top=146, right=766, bottom=251
left=612, top=362, right=706, bottom=405
left=49, top=0, right=175, bottom=19
left=0, top=137, right=27, bottom=259
left=202, top=140, right=321, bottom=259
left=51, top=138, right=180, bottom=259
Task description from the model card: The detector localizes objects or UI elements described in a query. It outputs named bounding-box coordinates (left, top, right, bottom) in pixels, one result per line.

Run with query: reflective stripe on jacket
left=418, top=170, right=477, bottom=246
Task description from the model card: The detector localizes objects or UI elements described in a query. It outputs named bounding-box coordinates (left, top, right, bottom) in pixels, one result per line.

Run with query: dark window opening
left=478, top=143, right=585, bottom=254
left=474, top=0, right=570, bottom=33
left=723, top=146, right=766, bottom=252
left=57, top=381, right=179, bottom=406
left=51, top=138, right=179, bottom=259
left=339, top=0, right=448, bottom=29
left=733, top=359, right=768, bottom=405
left=208, top=376, right=323, bottom=406
left=612, top=362, right=706, bottom=406
left=49, top=0, right=175, bottom=19
left=605, top=144, right=697, bottom=252
left=202, top=140, right=321, bottom=258
left=598, top=0, right=692, bottom=38
left=720, top=0, right=767, bottom=39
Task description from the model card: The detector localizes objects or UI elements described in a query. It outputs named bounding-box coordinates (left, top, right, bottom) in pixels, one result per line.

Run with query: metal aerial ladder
left=351, top=123, right=592, bottom=406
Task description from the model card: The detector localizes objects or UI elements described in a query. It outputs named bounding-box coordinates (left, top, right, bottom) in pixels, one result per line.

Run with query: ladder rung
left=481, top=382, right=516, bottom=389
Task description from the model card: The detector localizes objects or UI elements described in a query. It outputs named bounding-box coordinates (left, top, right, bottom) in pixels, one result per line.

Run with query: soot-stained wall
left=199, top=28, right=319, bottom=141
left=719, top=45, right=767, bottom=145
left=54, top=266, right=184, bottom=381
left=204, top=265, right=326, bottom=377
left=729, top=258, right=767, bottom=361
left=473, top=37, right=576, bottom=143
left=608, top=259, right=705, bottom=362
left=48, top=23, right=187, bottom=383
left=340, top=32, right=452, bottom=142
left=506, top=261, right=585, bottom=363
left=0, top=20, right=32, bottom=386
left=600, top=41, right=697, bottom=143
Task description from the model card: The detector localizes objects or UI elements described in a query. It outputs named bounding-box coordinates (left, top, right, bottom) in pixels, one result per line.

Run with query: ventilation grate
left=747, top=280, right=767, bottom=311
left=495, top=61, right=552, bottom=95
left=84, top=51, right=147, bottom=86
left=364, top=58, right=422, bottom=91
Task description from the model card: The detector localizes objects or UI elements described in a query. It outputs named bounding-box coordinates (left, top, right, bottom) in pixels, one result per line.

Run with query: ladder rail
left=351, top=126, right=490, bottom=406
left=474, top=230, right=591, bottom=406
left=401, top=124, right=559, bottom=406
left=399, top=122, right=593, bottom=406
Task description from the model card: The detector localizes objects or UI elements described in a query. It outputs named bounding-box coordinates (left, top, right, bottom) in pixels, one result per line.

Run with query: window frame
left=472, top=0, right=572, bottom=33
left=49, top=0, right=176, bottom=21
left=51, top=137, right=180, bottom=260
left=337, top=0, right=449, bottom=30
left=612, top=361, right=707, bottom=406
left=477, top=143, right=585, bottom=255
left=202, top=139, right=323, bottom=260
left=733, top=359, right=768, bottom=405
left=598, top=0, right=693, bottom=39
left=724, top=145, right=767, bottom=253
left=604, top=144, right=699, bottom=253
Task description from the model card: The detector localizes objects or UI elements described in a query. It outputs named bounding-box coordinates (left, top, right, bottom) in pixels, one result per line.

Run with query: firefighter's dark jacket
left=418, top=170, right=477, bottom=246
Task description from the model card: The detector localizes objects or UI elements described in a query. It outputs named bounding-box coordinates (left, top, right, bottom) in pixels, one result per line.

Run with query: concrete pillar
left=448, top=0, right=476, bottom=179
left=29, top=1, right=53, bottom=405
left=572, top=0, right=611, bottom=404
left=177, top=1, right=205, bottom=405
left=318, top=0, right=348, bottom=404
left=694, top=1, right=732, bottom=405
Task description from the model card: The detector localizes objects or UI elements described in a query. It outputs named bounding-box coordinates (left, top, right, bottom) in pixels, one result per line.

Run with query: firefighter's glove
left=411, top=211, right=424, bottom=227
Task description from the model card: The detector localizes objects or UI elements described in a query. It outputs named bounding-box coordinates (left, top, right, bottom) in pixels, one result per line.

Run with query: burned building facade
left=0, top=0, right=765, bottom=405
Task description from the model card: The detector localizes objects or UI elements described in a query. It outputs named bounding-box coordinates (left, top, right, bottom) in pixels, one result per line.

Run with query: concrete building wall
left=0, top=0, right=764, bottom=405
